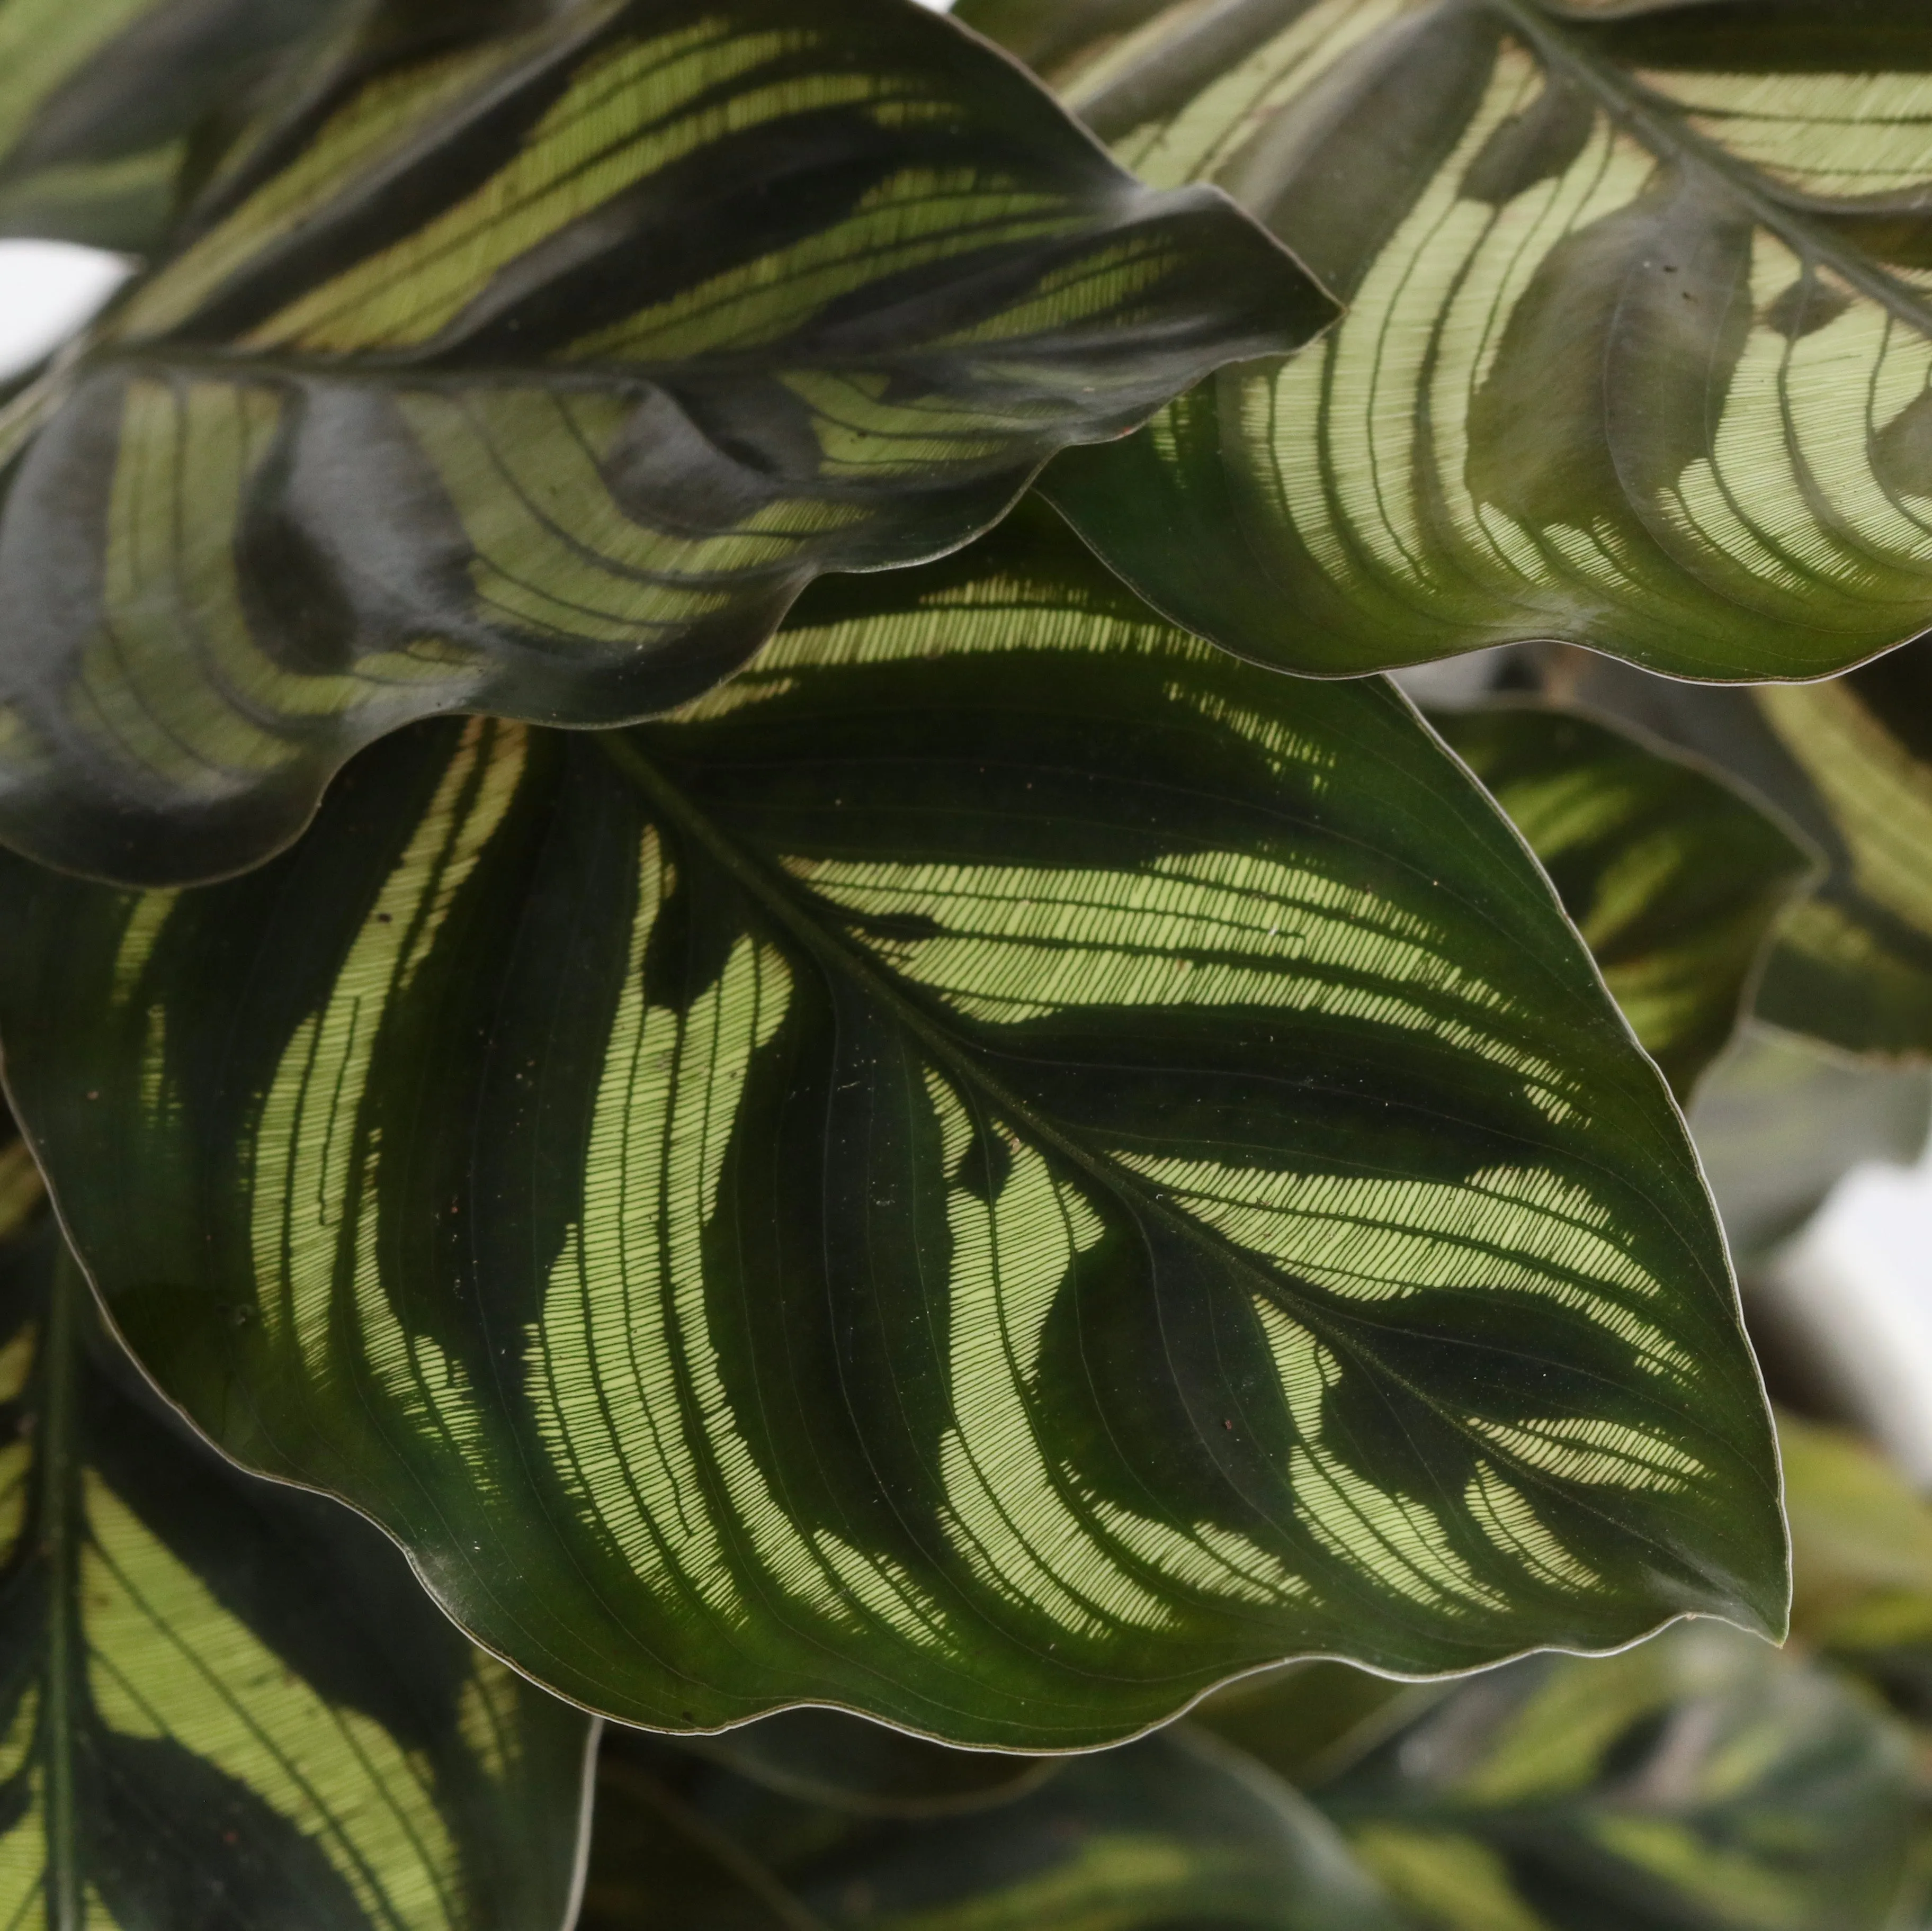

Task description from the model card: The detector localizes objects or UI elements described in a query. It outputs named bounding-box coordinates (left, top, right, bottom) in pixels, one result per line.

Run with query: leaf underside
left=1430, top=703, right=1815, bottom=1100
left=0, top=1221, right=593, bottom=1931
left=1322, top=1621, right=1921, bottom=1931
left=0, top=514, right=1785, bottom=1747
left=1569, top=645, right=1932, bottom=1059
left=971, top=0, right=1932, bottom=681
left=0, top=0, right=1327, bottom=888
left=588, top=1722, right=1401, bottom=1931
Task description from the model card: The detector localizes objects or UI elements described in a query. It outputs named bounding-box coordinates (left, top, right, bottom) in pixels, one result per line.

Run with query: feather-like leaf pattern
left=0, top=0, right=1327, bottom=887
left=971, top=0, right=1932, bottom=682
left=1432, top=703, right=1815, bottom=1098
left=1567, top=644, right=1932, bottom=1058
left=0, top=1214, right=594, bottom=1930
left=0, top=514, right=1784, bottom=1746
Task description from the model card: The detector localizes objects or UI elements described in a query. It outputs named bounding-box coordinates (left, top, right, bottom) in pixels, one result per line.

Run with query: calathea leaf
left=1430, top=704, right=1815, bottom=1100
left=0, top=1217, right=595, bottom=1930
left=1189, top=1663, right=1442, bottom=1793
left=0, top=0, right=1329, bottom=890
left=587, top=1722, right=1401, bottom=1931
left=0, top=511, right=1785, bottom=1747
left=967, top=0, right=1932, bottom=683
left=678, top=1708, right=1057, bottom=1820
left=1567, top=645, right=1932, bottom=1059
left=1319, top=1621, right=1923, bottom=1931
left=0, top=0, right=347, bottom=251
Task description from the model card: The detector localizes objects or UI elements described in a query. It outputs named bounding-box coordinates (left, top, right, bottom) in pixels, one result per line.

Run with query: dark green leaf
left=1321, top=1621, right=1923, bottom=1931
left=680, top=1708, right=1057, bottom=1819
left=0, top=511, right=1785, bottom=1744
left=1685, top=1025, right=1931, bottom=1263
left=586, top=1722, right=1402, bottom=1930
left=974, top=0, right=1932, bottom=682
left=1430, top=703, right=1815, bottom=1099
left=1569, top=645, right=1932, bottom=1058
left=1191, top=1663, right=1442, bottom=1792
left=0, top=1221, right=594, bottom=1928
left=0, top=0, right=345, bottom=250
left=0, top=0, right=1328, bottom=889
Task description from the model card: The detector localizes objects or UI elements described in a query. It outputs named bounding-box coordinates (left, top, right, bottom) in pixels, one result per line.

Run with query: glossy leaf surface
left=0, top=0, right=344, bottom=249
left=973, top=0, right=1932, bottom=682
left=1432, top=704, right=1814, bottom=1099
left=0, top=517, right=1784, bottom=1745
left=0, top=0, right=1326, bottom=888
left=586, top=1723, right=1400, bottom=1930
left=1570, top=647, right=1932, bottom=1058
left=0, top=1222, right=595, bottom=1929
left=1322, top=1621, right=1922, bottom=1931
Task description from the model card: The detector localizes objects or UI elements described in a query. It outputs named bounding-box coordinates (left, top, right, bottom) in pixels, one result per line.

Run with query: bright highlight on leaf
left=0, top=0, right=1328, bottom=889
left=0, top=514, right=1785, bottom=1747
left=1432, top=704, right=1815, bottom=1099
left=0, top=1218, right=593, bottom=1930
left=973, top=0, right=1932, bottom=683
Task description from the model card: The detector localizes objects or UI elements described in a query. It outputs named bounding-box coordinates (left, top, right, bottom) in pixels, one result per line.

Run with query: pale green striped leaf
left=0, top=1214, right=595, bottom=1930
left=586, top=1722, right=1400, bottom=1930
left=1431, top=704, right=1815, bottom=1099
left=0, top=512, right=1784, bottom=1746
left=967, top=0, right=1932, bottom=683
left=0, top=0, right=1326, bottom=888
left=1567, top=647, right=1932, bottom=1058
left=1321, top=1621, right=1923, bottom=1931
left=0, top=0, right=345, bottom=250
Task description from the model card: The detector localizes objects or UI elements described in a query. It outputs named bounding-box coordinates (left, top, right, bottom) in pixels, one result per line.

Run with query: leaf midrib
left=596, top=730, right=1693, bottom=1521
left=40, top=1250, right=83, bottom=1930
left=1492, top=0, right=1932, bottom=335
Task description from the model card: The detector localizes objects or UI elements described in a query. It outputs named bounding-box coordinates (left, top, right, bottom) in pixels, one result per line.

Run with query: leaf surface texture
left=972, top=0, right=1932, bottom=681
left=0, top=516, right=1785, bottom=1745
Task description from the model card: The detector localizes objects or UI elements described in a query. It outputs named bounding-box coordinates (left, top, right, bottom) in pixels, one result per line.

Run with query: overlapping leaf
left=0, top=0, right=346, bottom=250
left=0, top=0, right=1326, bottom=888
left=1686, top=1026, right=1931, bottom=1263
left=1321, top=1621, right=1923, bottom=1931
left=679, top=1708, right=1056, bottom=1820
left=0, top=1213, right=595, bottom=1929
left=1432, top=704, right=1814, bottom=1098
left=968, top=0, right=1932, bottom=682
left=1569, top=645, right=1932, bottom=1058
left=0, top=513, right=1784, bottom=1745
left=586, top=1723, right=1400, bottom=1930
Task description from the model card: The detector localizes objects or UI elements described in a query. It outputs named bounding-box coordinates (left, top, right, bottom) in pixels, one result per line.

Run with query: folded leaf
left=1567, top=646, right=1932, bottom=1058
left=587, top=1723, right=1401, bottom=1930
left=0, top=513, right=1785, bottom=1746
left=0, top=1221, right=594, bottom=1929
left=1321, top=1621, right=1921, bottom=1931
left=1432, top=704, right=1815, bottom=1099
left=0, top=0, right=1328, bottom=889
left=971, top=0, right=1932, bottom=682
left=0, top=0, right=346, bottom=250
